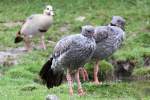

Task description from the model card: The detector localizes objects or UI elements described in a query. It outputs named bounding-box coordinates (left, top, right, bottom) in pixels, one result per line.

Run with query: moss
left=133, top=67, right=150, bottom=76
left=99, top=60, right=114, bottom=81
left=85, top=60, right=113, bottom=81
left=100, top=60, right=113, bottom=72
left=6, top=67, right=35, bottom=79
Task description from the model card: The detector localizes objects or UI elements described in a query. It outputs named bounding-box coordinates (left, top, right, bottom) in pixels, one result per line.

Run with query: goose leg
left=82, top=68, right=89, bottom=81
left=40, top=34, right=46, bottom=50
left=79, top=68, right=89, bottom=81
left=76, top=68, right=85, bottom=96
left=24, top=35, right=31, bottom=51
left=66, top=68, right=73, bottom=96
left=93, top=59, right=102, bottom=85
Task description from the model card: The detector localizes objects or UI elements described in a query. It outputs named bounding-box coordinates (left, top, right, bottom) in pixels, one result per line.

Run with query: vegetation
left=0, top=0, right=150, bottom=99
left=133, top=67, right=150, bottom=76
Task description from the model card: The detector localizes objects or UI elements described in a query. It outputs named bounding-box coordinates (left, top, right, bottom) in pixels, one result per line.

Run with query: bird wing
left=94, top=26, right=109, bottom=43
left=53, top=35, right=74, bottom=58
left=26, top=14, right=37, bottom=20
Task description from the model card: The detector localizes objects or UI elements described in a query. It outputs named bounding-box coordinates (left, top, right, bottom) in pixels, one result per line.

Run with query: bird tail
left=39, top=57, right=64, bottom=88
left=14, top=31, right=23, bottom=43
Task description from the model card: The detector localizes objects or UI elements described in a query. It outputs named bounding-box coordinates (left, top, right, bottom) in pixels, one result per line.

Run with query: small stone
left=75, top=16, right=86, bottom=22
left=46, top=94, right=59, bottom=100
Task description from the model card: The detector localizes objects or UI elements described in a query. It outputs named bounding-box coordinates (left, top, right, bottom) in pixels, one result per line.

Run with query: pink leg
left=24, top=35, right=32, bottom=51
left=40, top=34, right=46, bottom=50
left=66, top=68, right=73, bottom=96
left=76, top=68, right=85, bottom=96
left=79, top=68, right=86, bottom=81
left=93, top=60, right=102, bottom=85
left=79, top=68, right=89, bottom=81
left=83, top=68, right=89, bottom=81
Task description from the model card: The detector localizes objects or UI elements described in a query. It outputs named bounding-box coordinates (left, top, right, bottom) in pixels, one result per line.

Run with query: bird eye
left=47, top=8, right=49, bottom=10
left=117, top=20, right=121, bottom=22
left=87, top=30, right=91, bottom=33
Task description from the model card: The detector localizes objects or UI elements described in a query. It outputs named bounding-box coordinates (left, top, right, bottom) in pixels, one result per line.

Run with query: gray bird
left=39, top=25, right=96, bottom=96
left=14, top=5, right=54, bottom=51
left=81, top=16, right=126, bottom=84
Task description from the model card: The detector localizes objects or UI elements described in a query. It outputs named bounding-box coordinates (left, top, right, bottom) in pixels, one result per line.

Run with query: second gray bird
left=81, top=16, right=126, bottom=84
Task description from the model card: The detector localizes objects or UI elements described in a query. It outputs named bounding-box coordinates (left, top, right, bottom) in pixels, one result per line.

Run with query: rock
left=75, top=16, right=86, bottom=22
left=113, top=60, right=135, bottom=80
left=46, top=94, right=59, bottom=100
left=3, top=21, right=23, bottom=28
left=0, top=47, right=26, bottom=66
left=0, top=51, right=17, bottom=66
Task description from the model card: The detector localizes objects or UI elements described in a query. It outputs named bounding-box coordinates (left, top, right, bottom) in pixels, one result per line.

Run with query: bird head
left=81, top=25, right=95, bottom=38
left=110, top=16, right=126, bottom=30
left=43, top=5, right=54, bottom=16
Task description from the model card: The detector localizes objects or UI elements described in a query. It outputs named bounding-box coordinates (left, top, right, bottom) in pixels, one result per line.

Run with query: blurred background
left=0, top=0, right=150, bottom=99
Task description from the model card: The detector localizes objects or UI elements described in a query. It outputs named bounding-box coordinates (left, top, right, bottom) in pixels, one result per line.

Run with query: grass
left=0, top=0, right=150, bottom=99
left=133, top=67, right=150, bottom=76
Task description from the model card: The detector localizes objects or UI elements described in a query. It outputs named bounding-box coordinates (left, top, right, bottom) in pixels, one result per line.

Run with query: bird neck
left=82, top=32, right=93, bottom=38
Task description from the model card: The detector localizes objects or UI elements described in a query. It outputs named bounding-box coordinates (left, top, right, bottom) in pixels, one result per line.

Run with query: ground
left=0, top=0, right=150, bottom=100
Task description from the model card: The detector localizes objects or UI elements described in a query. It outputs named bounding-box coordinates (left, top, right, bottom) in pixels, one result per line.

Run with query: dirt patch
left=0, top=72, right=3, bottom=78
left=0, top=20, right=24, bottom=28
left=3, top=21, right=22, bottom=28
left=59, top=23, right=70, bottom=33
left=75, top=16, right=86, bottom=22
left=0, top=47, right=26, bottom=67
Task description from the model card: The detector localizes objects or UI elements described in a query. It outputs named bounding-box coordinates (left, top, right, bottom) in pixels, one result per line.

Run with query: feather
left=14, top=31, right=23, bottom=43
left=39, top=57, right=64, bottom=88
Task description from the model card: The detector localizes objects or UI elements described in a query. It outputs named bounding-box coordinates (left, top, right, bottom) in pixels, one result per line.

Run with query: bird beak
left=121, top=26, right=125, bottom=31
left=51, top=11, right=54, bottom=16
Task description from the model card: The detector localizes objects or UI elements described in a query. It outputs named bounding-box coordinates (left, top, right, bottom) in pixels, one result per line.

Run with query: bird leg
left=24, top=35, right=32, bottom=51
left=93, top=60, right=102, bottom=85
left=76, top=68, right=85, bottom=96
left=40, top=34, right=46, bottom=50
left=66, top=68, right=73, bottom=96
left=79, top=68, right=89, bottom=81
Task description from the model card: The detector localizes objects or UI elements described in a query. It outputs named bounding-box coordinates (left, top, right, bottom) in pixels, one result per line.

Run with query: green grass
left=133, top=67, right=150, bottom=76
left=0, top=0, right=150, bottom=99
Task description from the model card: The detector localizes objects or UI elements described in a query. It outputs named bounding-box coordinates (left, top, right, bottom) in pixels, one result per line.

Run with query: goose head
left=81, top=25, right=95, bottom=38
left=43, top=5, right=54, bottom=16
left=110, top=16, right=126, bottom=30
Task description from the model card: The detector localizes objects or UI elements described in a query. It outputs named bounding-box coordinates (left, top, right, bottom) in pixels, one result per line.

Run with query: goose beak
left=51, top=11, right=54, bottom=16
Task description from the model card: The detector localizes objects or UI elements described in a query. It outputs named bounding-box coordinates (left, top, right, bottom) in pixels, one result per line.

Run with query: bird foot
left=25, top=47, right=32, bottom=52
left=40, top=45, right=46, bottom=50
left=92, top=81, right=102, bottom=85
left=69, top=89, right=74, bottom=96
left=78, top=88, right=85, bottom=96
left=79, top=68, right=89, bottom=81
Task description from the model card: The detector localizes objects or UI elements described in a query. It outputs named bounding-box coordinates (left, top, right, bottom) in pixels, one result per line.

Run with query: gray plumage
left=80, top=16, right=126, bottom=84
left=109, top=16, right=126, bottom=31
left=92, top=25, right=125, bottom=59
left=39, top=25, right=96, bottom=88
left=92, top=16, right=126, bottom=60
left=52, top=27, right=96, bottom=71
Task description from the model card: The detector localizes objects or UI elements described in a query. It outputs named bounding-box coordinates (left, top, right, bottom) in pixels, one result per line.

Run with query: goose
left=39, top=25, right=96, bottom=96
left=81, top=16, right=126, bottom=84
left=14, top=5, right=54, bottom=51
